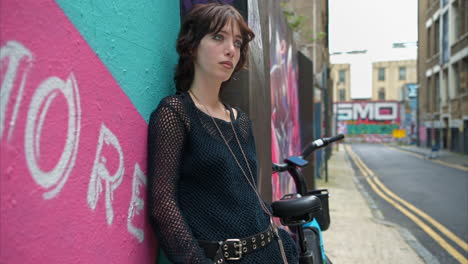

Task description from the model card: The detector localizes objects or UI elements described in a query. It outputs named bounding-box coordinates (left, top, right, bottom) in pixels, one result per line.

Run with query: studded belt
left=199, top=224, right=277, bottom=262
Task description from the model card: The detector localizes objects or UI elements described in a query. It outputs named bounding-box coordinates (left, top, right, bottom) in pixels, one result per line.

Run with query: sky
left=329, top=0, right=418, bottom=98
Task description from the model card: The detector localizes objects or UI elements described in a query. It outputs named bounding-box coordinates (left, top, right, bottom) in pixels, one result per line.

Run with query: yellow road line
left=345, top=145, right=468, bottom=264
left=387, top=146, right=468, bottom=172
left=355, top=148, right=468, bottom=251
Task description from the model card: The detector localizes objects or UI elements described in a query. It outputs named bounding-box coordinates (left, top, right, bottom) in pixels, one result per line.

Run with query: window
left=399, top=67, right=407, bottom=80
left=339, top=89, right=346, bottom=101
left=465, top=0, right=468, bottom=35
left=378, top=88, right=385, bottom=100
left=443, top=70, right=449, bottom=103
left=442, top=0, right=448, bottom=7
left=378, top=67, right=385, bottom=81
left=453, top=1, right=461, bottom=40
left=434, top=19, right=440, bottom=55
left=427, top=77, right=432, bottom=112
left=454, top=63, right=461, bottom=96
left=435, top=73, right=440, bottom=110
left=339, top=70, right=346, bottom=83
left=442, top=13, right=449, bottom=63
left=427, top=27, right=432, bottom=57
left=461, top=58, right=468, bottom=94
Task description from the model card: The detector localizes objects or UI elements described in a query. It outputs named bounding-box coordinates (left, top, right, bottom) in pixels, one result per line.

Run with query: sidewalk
left=315, top=145, right=425, bottom=264
left=389, top=143, right=468, bottom=169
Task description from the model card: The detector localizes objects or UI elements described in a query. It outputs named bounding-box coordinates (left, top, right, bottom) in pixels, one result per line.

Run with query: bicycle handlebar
left=272, top=134, right=345, bottom=173
left=300, top=134, right=344, bottom=160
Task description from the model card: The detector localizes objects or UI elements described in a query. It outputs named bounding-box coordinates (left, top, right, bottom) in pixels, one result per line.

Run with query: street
left=346, top=144, right=468, bottom=264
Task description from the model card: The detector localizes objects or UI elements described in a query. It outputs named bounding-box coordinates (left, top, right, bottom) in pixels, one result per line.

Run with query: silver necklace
left=189, top=90, right=263, bottom=206
left=189, top=90, right=289, bottom=263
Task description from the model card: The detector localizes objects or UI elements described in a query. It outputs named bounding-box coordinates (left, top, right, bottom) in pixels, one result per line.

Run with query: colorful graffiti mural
left=400, top=84, right=418, bottom=144
left=269, top=2, right=301, bottom=202
left=1, top=0, right=307, bottom=263
left=334, top=101, right=401, bottom=143
left=1, top=0, right=181, bottom=263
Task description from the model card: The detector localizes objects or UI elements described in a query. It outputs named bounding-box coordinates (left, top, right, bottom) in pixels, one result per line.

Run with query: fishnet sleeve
left=147, top=99, right=211, bottom=264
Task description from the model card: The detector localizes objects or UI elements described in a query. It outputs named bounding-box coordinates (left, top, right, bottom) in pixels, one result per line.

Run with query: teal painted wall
left=56, top=1, right=180, bottom=122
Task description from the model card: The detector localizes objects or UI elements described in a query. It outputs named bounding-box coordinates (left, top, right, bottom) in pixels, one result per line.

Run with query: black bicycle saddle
left=271, top=194, right=322, bottom=218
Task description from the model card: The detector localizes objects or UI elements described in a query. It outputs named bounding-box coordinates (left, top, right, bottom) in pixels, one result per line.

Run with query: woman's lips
left=220, top=61, right=233, bottom=69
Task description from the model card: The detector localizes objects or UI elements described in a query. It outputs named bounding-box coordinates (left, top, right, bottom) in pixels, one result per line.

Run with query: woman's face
left=193, top=20, right=243, bottom=82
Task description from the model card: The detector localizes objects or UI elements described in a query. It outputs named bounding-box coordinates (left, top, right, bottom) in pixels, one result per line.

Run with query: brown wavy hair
left=174, top=3, right=255, bottom=92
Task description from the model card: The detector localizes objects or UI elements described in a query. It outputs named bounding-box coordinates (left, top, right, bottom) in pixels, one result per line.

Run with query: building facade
left=372, top=60, right=417, bottom=101
left=331, top=64, right=351, bottom=101
left=418, top=0, right=468, bottom=154
left=331, top=58, right=418, bottom=143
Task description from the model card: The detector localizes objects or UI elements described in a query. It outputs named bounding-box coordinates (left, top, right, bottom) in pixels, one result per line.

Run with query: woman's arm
left=147, top=99, right=211, bottom=264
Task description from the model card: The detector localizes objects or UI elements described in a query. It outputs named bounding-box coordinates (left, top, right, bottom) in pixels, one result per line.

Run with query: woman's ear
left=190, top=47, right=197, bottom=59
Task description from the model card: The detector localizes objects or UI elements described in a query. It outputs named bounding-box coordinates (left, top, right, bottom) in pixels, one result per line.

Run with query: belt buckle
left=224, top=239, right=242, bottom=260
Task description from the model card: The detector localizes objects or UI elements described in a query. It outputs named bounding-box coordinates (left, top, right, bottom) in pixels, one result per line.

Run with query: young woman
left=147, top=3, right=298, bottom=263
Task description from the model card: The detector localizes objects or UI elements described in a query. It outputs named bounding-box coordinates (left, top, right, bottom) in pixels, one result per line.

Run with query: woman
left=147, top=3, right=298, bottom=263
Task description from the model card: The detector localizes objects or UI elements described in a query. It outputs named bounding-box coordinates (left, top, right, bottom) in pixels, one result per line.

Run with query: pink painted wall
left=1, top=0, right=157, bottom=263
left=269, top=2, right=301, bottom=203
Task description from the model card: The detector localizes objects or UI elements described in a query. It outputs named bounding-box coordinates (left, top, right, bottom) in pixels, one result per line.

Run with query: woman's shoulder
left=150, top=91, right=190, bottom=121
left=231, top=106, right=249, bottom=121
left=153, top=91, right=190, bottom=111
left=159, top=92, right=189, bottom=108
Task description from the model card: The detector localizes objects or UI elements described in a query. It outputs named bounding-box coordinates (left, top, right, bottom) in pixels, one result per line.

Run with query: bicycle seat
left=271, top=194, right=322, bottom=218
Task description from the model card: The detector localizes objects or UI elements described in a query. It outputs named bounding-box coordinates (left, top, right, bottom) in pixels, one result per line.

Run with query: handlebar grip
left=301, top=134, right=345, bottom=159
left=325, top=134, right=344, bottom=144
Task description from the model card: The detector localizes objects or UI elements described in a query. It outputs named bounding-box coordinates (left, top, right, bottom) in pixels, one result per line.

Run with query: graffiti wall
left=269, top=2, right=301, bottom=202
left=1, top=0, right=180, bottom=263
left=334, top=101, right=401, bottom=143
left=401, top=84, right=418, bottom=144
left=1, top=0, right=305, bottom=263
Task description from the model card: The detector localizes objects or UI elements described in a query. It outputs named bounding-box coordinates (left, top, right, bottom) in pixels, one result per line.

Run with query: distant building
left=418, top=0, right=468, bottom=154
left=330, top=40, right=418, bottom=144
left=331, top=64, right=351, bottom=101
left=372, top=60, right=417, bottom=101
left=331, top=58, right=418, bottom=143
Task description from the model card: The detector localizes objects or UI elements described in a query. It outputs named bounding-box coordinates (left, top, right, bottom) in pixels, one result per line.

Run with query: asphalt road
left=348, top=144, right=468, bottom=264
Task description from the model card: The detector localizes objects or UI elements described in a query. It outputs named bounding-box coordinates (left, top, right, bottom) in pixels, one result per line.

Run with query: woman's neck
left=189, top=72, right=223, bottom=108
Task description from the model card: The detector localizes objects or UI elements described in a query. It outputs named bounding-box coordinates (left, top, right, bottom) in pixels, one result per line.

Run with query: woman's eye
left=213, top=34, right=223, bottom=41
left=234, top=40, right=243, bottom=48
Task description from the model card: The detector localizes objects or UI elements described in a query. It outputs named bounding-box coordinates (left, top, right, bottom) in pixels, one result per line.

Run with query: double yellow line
left=345, top=145, right=468, bottom=264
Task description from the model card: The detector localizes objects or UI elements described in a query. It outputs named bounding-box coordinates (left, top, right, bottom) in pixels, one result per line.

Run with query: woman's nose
left=224, top=42, right=235, bottom=57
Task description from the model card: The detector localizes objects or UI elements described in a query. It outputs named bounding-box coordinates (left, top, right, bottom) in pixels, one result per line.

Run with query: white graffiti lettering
left=335, top=102, right=398, bottom=121
left=127, top=163, right=146, bottom=243
left=88, top=124, right=124, bottom=225
left=0, top=41, right=33, bottom=141
left=336, top=103, right=352, bottom=120
left=353, top=103, right=373, bottom=120
left=24, top=73, right=81, bottom=199
left=374, top=102, right=398, bottom=121
left=2, top=40, right=147, bottom=242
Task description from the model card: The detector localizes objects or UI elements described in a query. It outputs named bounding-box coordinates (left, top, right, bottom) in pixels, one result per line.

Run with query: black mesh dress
left=147, top=91, right=298, bottom=264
